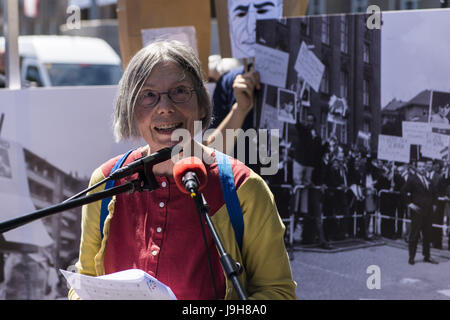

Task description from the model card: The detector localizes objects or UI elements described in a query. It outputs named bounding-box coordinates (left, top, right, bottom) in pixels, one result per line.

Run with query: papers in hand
left=60, top=269, right=177, bottom=300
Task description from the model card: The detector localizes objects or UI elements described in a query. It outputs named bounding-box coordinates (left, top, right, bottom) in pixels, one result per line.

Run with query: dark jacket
left=210, top=66, right=254, bottom=131
left=401, top=173, right=435, bottom=211
left=294, top=121, right=323, bottom=167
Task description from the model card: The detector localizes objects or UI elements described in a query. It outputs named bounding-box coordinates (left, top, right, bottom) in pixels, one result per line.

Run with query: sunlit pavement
left=290, top=237, right=450, bottom=300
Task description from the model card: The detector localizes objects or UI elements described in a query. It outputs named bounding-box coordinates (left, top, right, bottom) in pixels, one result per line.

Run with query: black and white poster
left=253, top=9, right=450, bottom=300
left=0, top=87, right=141, bottom=299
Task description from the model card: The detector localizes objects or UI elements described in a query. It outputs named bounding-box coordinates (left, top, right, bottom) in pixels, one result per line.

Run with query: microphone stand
left=190, top=191, right=248, bottom=300
left=0, top=165, right=160, bottom=234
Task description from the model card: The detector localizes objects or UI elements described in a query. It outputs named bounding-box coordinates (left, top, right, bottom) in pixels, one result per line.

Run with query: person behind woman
left=68, top=40, right=296, bottom=300
left=0, top=49, right=6, bottom=88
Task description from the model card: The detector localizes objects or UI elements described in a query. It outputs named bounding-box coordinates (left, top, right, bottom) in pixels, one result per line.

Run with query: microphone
left=173, top=156, right=248, bottom=300
left=109, top=146, right=174, bottom=180
left=173, top=157, right=208, bottom=195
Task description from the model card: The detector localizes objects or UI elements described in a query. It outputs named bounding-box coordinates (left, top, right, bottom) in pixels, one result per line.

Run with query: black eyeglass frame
left=137, top=86, right=197, bottom=108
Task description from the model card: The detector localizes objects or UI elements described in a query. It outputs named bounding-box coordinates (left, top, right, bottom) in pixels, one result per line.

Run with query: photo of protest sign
left=377, top=134, right=410, bottom=163
left=428, top=91, right=450, bottom=124
left=277, top=88, right=297, bottom=124
left=421, top=131, right=450, bottom=160
left=254, top=43, right=289, bottom=88
left=214, top=0, right=308, bottom=58
left=402, top=121, right=431, bottom=146
left=294, top=41, right=325, bottom=92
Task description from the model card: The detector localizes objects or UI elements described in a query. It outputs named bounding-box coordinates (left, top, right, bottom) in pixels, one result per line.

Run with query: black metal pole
left=191, top=193, right=248, bottom=300
left=0, top=180, right=138, bottom=234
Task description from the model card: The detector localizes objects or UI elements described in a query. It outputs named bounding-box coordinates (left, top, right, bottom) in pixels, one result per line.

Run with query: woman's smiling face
left=134, top=61, right=206, bottom=153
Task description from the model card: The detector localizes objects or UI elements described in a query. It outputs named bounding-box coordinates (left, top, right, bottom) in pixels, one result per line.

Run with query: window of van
left=26, top=65, right=44, bottom=87
left=45, top=63, right=122, bottom=86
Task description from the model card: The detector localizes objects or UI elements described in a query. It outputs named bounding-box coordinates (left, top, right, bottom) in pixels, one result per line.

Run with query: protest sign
left=377, top=134, right=410, bottom=163
left=117, top=0, right=210, bottom=75
left=402, top=121, right=431, bottom=145
left=277, top=88, right=297, bottom=124
left=428, top=90, right=450, bottom=124
left=254, top=44, right=289, bottom=88
left=421, top=132, right=450, bottom=160
left=214, top=0, right=309, bottom=58
left=294, top=41, right=325, bottom=92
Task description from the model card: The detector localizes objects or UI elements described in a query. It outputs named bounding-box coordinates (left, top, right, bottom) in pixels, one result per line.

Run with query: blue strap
left=100, top=149, right=134, bottom=239
left=216, top=151, right=244, bottom=251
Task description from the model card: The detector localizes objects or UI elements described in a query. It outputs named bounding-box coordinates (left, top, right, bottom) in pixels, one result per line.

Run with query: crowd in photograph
left=268, top=113, right=450, bottom=253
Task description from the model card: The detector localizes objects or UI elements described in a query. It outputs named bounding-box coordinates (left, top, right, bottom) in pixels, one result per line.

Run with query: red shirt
left=101, top=149, right=249, bottom=300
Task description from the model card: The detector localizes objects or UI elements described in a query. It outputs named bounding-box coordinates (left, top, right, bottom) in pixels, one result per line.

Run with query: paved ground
left=290, top=237, right=450, bottom=300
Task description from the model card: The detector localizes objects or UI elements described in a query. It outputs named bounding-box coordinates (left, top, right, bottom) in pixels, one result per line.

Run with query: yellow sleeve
left=238, top=171, right=297, bottom=300
left=68, top=167, right=105, bottom=300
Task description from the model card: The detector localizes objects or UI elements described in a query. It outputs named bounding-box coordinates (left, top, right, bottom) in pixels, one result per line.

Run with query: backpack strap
left=215, top=151, right=244, bottom=251
left=99, top=149, right=134, bottom=239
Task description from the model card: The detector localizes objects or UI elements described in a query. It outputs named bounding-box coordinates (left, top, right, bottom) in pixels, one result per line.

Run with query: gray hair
left=113, top=40, right=212, bottom=142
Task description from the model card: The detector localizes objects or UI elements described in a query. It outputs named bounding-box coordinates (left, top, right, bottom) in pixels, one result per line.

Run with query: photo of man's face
left=228, top=0, right=283, bottom=59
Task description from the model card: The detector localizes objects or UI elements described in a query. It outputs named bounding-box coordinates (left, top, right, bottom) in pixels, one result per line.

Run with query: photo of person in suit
left=401, top=160, right=439, bottom=265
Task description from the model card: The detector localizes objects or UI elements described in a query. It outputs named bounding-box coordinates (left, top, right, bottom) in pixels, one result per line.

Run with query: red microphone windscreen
left=173, top=157, right=208, bottom=194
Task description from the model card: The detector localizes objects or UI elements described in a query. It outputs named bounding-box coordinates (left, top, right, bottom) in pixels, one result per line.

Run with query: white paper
left=61, top=269, right=177, bottom=300
left=402, top=121, right=431, bottom=145
left=327, top=114, right=347, bottom=125
left=294, top=42, right=325, bottom=92
left=254, top=44, right=289, bottom=88
left=260, top=105, right=284, bottom=135
left=421, top=132, right=449, bottom=160
left=430, top=122, right=450, bottom=135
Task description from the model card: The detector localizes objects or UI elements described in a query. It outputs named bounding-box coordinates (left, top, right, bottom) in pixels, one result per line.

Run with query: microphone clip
left=121, top=165, right=160, bottom=195
left=112, top=147, right=177, bottom=193
left=121, top=158, right=161, bottom=194
left=136, top=162, right=160, bottom=192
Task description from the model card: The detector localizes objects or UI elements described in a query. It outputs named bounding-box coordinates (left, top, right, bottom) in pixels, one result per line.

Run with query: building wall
left=24, top=148, right=87, bottom=269
left=354, top=14, right=381, bottom=148
left=297, top=14, right=380, bottom=150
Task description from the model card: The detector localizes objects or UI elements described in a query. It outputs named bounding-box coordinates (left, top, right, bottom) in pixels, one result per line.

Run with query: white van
left=0, top=35, right=122, bottom=87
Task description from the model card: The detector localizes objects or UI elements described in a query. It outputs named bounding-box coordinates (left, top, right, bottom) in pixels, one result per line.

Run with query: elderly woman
left=69, top=41, right=296, bottom=300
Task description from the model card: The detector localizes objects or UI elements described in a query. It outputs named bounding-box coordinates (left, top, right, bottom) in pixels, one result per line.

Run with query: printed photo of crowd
left=244, top=11, right=450, bottom=258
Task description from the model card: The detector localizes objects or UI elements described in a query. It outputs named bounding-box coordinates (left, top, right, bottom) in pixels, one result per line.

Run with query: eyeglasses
left=137, top=85, right=196, bottom=107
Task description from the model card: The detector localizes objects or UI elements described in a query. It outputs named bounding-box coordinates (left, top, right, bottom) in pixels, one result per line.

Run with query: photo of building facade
left=256, top=13, right=381, bottom=150
left=23, top=147, right=88, bottom=269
